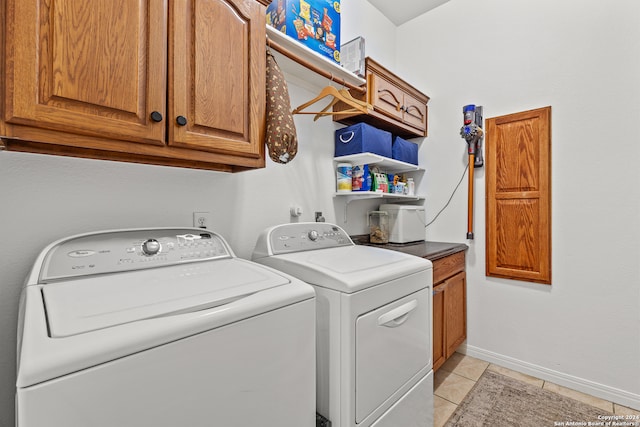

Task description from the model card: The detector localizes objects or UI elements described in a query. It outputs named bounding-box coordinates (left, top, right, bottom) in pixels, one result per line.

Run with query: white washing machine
left=252, top=223, right=434, bottom=427
left=16, top=228, right=316, bottom=427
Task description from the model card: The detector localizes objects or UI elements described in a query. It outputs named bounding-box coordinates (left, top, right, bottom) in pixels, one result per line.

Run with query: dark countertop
left=351, top=235, right=468, bottom=261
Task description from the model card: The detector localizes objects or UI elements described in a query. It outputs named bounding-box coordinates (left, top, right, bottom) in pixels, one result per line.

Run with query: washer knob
left=308, top=230, right=319, bottom=241
left=142, top=239, right=161, bottom=255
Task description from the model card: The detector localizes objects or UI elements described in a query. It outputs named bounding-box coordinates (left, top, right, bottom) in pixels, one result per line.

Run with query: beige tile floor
left=434, top=352, right=640, bottom=427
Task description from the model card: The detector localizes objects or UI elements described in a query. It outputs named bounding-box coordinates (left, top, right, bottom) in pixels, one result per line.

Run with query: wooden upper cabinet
left=485, top=107, right=552, bottom=284
left=169, top=0, right=264, bottom=159
left=334, top=57, right=429, bottom=138
left=4, top=0, right=167, bottom=145
left=366, top=59, right=428, bottom=135
left=2, top=0, right=266, bottom=171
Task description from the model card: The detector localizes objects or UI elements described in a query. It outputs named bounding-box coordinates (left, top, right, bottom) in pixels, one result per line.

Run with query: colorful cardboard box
left=267, top=0, right=341, bottom=64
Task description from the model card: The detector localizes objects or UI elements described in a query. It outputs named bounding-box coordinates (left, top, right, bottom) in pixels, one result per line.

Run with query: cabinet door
left=5, top=0, right=167, bottom=145
left=368, top=73, right=404, bottom=122
left=169, top=0, right=265, bottom=160
left=432, top=285, right=446, bottom=371
left=444, top=271, right=467, bottom=358
left=402, top=92, right=427, bottom=133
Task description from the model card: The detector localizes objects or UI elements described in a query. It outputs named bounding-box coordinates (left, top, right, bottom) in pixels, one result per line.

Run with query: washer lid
left=42, top=258, right=290, bottom=337
left=261, top=245, right=431, bottom=293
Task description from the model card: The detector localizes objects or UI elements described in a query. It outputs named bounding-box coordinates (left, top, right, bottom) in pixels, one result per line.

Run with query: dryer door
left=355, top=287, right=431, bottom=423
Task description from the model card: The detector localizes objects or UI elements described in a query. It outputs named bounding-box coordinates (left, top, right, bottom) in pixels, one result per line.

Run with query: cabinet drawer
left=432, top=251, right=465, bottom=284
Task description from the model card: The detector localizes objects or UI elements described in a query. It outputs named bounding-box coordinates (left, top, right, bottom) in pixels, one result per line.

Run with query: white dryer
left=252, top=223, right=434, bottom=427
left=16, top=228, right=316, bottom=427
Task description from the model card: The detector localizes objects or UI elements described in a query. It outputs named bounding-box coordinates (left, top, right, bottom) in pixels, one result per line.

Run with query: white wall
left=396, top=0, right=640, bottom=408
left=340, top=0, right=397, bottom=68
left=0, top=2, right=397, bottom=425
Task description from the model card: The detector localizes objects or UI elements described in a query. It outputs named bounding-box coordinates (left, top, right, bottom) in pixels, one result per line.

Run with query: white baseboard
left=459, top=344, right=640, bottom=411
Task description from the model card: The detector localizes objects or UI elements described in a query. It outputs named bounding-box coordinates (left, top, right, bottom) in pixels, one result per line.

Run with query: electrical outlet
left=193, top=212, right=212, bottom=229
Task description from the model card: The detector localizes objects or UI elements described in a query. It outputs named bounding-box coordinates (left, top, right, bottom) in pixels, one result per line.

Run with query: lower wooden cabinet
left=431, top=251, right=467, bottom=371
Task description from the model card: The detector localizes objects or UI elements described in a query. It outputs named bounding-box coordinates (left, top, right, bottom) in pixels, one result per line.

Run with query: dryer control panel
left=257, top=223, right=353, bottom=256
left=39, top=228, right=233, bottom=282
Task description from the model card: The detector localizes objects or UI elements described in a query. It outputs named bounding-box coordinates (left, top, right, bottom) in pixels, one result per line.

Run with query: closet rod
left=266, top=38, right=366, bottom=94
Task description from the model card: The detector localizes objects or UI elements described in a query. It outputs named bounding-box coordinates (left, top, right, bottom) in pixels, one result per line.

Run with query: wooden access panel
left=485, top=107, right=552, bottom=284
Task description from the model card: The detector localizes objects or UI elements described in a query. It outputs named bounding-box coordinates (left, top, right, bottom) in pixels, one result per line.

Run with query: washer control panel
left=40, top=228, right=232, bottom=282
left=267, top=223, right=353, bottom=255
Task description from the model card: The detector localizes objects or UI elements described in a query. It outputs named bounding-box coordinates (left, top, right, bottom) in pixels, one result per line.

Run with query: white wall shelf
left=267, top=26, right=366, bottom=91
left=334, top=191, right=424, bottom=204
left=333, top=153, right=425, bottom=210
left=333, top=153, right=424, bottom=174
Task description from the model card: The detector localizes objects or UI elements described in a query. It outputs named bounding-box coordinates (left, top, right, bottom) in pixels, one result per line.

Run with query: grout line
left=437, top=394, right=465, bottom=406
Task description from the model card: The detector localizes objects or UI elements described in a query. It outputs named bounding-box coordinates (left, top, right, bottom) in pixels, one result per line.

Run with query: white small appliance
left=379, top=204, right=426, bottom=243
left=252, top=223, right=433, bottom=427
left=16, top=228, right=316, bottom=427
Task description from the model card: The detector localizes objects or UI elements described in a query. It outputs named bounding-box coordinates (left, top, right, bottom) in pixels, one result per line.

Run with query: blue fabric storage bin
left=335, top=123, right=392, bottom=158
left=392, top=136, right=419, bottom=165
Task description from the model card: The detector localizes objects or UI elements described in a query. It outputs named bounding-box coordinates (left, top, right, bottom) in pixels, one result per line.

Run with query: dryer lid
left=263, top=245, right=431, bottom=293
left=42, top=258, right=291, bottom=337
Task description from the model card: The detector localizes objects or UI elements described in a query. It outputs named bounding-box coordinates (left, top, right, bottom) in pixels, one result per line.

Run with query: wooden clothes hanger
left=311, top=88, right=370, bottom=121
left=291, top=85, right=370, bottom=120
